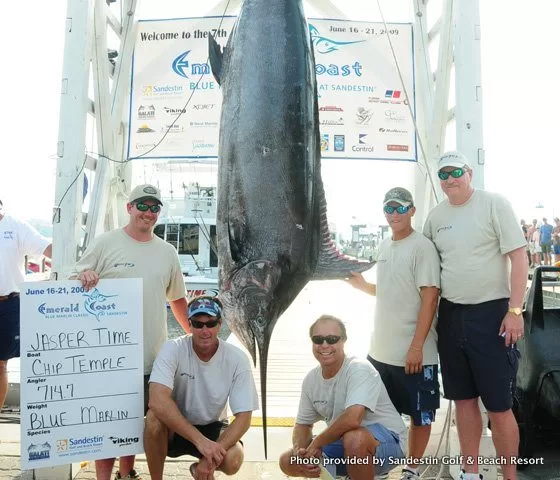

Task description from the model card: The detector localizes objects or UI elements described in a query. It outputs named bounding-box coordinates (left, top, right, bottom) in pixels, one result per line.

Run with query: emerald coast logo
left=83, top=288, right=118, bottom=321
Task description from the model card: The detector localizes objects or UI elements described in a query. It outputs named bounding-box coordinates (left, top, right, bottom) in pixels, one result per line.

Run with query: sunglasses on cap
left=135, top=202, right=161, bottom=213
left=438, top=167, right=467, bottom=181
left=311, top=335, right=342, bottom=345
left=383, top=205, right=411, bottom=215
left=190, top=318, right=221, bottom=329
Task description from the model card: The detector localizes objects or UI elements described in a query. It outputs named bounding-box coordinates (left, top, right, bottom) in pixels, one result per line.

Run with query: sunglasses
left=135, top=202, right=161, bottom=213
left=438, top=167, right=466, bottom=181
left=190, top=318, right=220, bottom=329
left=311, top=335, right=342, bottom=345
left=383, top=205, right=411, bottom=215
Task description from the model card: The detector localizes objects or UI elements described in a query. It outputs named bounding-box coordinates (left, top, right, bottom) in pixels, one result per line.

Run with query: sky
left=1, top=0, right=559, bottom=234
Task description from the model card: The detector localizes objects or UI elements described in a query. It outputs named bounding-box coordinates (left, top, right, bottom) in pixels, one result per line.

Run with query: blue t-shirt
left=540, top=223, right=553, bottom=244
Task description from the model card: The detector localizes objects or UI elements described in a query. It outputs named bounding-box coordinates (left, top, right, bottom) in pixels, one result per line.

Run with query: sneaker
left=401, top=468, right=420, bottom=480
left=115, top=469, right=141, bottom=479
left=459, top=470, right=483, bottom=480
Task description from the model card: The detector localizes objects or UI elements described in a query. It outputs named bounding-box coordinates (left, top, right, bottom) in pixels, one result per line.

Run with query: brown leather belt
left=0, top=292, right=19, bottom=302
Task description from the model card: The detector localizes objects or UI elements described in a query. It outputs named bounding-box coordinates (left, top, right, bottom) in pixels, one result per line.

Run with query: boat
left=153, top=182, right=219, bottom=299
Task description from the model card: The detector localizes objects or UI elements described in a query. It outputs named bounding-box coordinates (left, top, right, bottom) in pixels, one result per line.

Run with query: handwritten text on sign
left=20, top=279, right=144, bottom=469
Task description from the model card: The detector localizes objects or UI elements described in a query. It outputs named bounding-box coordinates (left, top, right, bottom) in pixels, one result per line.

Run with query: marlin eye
left=256, top=315, right=266, bottom=326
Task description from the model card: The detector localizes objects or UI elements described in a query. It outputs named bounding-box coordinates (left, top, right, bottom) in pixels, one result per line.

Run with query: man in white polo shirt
left=0, top=199, right=51, bottom=410
left=144, top=296, right=259, bottom=480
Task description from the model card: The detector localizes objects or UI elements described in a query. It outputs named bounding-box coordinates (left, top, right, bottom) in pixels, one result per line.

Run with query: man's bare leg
left=455, top=399, right=482, bottom=474
left=144, top=410, right=168, bottom=480
left=0, top=361, right=8, bottom=409
left=488, top=410, right=519, bottom=480
left=342, top=427, right=379, bottom=480
left=95, top=458, right=116, bottom=480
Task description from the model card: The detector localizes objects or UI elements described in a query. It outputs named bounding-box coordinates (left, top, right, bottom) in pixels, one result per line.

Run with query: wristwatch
left=508, top=307, right=522, bottom=316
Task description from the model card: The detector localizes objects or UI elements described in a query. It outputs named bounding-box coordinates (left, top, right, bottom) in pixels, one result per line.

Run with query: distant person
left=552, top=217, right=560, bottom=264
left=540, top=217, right=553, bottom=266
left=424, top=151, right=528, bottom=480
left=347, top=187, right=440, bottom=480
left=144, top=296, right=258, bottom=480
left=0, top=199, right=52, bottom=410
left=279, top=315, right=407, bottom=480
left=71, top=184, right=189, bottom=480
left=520, top=219, right=531, bottom=266
left=532, top=225, right=542, bottom=268
left=526, top=219, right=537, bottom=267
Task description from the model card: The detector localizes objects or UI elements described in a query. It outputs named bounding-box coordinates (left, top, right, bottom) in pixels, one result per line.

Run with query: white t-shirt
left=149, top=336, right=259, bottom=425
left=423, top=190, right=527, bottom=304
left=70, top=228, right=186, bottom=373
left=371, top=230, right=440, bottom=366
left=296, top=356, right=407, bottom=453
left=0, top=214, right=50, bottom=295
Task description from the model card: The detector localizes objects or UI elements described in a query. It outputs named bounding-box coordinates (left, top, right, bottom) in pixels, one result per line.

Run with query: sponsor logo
left=82, top=288, right=118, bottom=321
left=28, top=442, right=51, bottom=461
left=142, top=84, right=184, bottom=97
left=192, top=103, right=216, bottom=110
left=57, top=435, right=104, bottom=457
left=368, top=95, right=408, bottom=106
left=319, top=105, right=344, bottom=112
left=163, top=106, right=187, bottom=116
left=387, top=144, right=409, bottom=152
left=320, top=134, right=329, bottom=152
left=320, top=117, right=344, bottom=126
left=189, top=121, right=219, bottom=128
left=378, top=127, right=407, bottom=135
left=385, top=89, right=402, bottom=99
left=359, top=133, right=368, bottom=144
left=56, top=439, right=68, bottom=452
left=308, top=24, right=365, bottom=54
left=137, top=124, right=155, bottom=133
left=135, top=142, right=156, bottom=150
left=384, top=109, right=406, bottom=124
left=137, top=105, right=155, bottom=120
left=161, top=124, right=184, bottom=133
left=334, top=135, right=345, bottom=152
left=355, top=107, right=373, bottom=125
left=109, top=436, right=140, bottom=447
left=352, top=134, right=374, bottom=153
left=192, top=140, right=215, bottom=151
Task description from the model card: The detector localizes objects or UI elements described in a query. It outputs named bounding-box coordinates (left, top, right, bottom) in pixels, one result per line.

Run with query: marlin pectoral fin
left=208, top=33, right=224, bottom=85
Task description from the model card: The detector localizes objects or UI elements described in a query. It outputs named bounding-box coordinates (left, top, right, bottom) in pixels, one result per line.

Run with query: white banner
left=128, top=17, right=416, bottom=162
left=20, top=279, right=144, bottom=469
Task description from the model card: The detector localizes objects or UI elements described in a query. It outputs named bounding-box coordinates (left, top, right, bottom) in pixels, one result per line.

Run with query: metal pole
left=454, top=0, right=484, bottom=188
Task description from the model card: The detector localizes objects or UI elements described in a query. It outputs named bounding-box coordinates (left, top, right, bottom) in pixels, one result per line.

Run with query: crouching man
left=279, top=315, right=407, bottom=480
left=144, top=296, right=259, bottom=480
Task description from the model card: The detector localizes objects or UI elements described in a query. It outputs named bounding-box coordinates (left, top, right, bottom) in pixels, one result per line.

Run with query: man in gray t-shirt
left=279, top=315, right=406, bottom=479
left=423, top=151, right=528, bottom=480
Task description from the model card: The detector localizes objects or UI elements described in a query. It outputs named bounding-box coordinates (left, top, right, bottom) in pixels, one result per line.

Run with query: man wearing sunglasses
left=346, top=187, right=440, bottom=480
left=71, top=184, right=189, bottom=480
left=144, top=296, right=258, bottom=480
left=424, top=151, right=528, bottom=480
left=279, top=315, right=406, bottom=480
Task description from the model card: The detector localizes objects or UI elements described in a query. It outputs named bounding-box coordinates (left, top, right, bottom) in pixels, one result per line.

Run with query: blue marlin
left=209, top=0, right=373, bottom=456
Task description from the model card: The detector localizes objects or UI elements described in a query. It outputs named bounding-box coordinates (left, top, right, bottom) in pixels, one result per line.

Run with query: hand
left=77, top=270, right=100, bottom=291
left=192, top=458, right=216, bottom=480
left=405, top=346, right=423, bottom=374
left=196, top=438, right=226, bottom=468
left=303, top=440, right=323, bottom=460
left=345, top=271, right=367, bottom=291
left=291, top=445, right=321, bottom=478
left=499, top=312, right=524, bottom=347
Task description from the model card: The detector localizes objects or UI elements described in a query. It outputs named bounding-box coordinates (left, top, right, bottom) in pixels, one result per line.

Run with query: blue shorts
left=437, top=298, right=520, bottom=412
left=0, top=295, right=20, bottom=361
left=368, top=356, right=439, bottom=426
left=553, top=244, right=560, bottom=255
left=322, top=423, right=404, bottom=477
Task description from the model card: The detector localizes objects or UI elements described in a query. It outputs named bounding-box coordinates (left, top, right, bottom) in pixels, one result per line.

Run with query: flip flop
left=189, top=462, right=198, bottom=478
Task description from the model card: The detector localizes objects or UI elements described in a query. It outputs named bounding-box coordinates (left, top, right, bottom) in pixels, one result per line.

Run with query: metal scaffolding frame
left=43, top=0, right=483, bottom=476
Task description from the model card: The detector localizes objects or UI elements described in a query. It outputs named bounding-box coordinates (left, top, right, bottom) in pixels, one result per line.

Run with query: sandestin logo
left=308, top=24, right=364, bottom=54
left=172, top=50, right=191, bottom=78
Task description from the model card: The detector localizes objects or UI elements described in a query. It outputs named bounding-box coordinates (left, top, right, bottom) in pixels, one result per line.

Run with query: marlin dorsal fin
left=208, top=34, right=224, bottom=85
